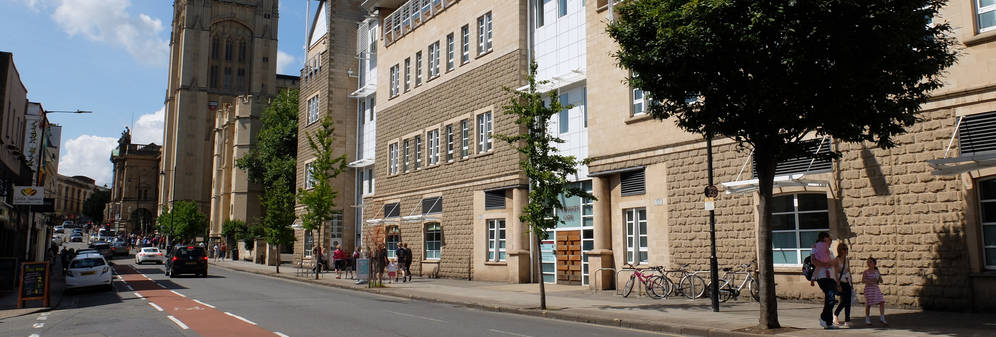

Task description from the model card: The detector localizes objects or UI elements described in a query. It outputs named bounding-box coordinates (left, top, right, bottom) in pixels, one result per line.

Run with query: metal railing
left=383, top=0, right=459, bottom=46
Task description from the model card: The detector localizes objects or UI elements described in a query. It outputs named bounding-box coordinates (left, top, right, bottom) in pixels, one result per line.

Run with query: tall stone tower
left=159, top=0, right=279, bottom=226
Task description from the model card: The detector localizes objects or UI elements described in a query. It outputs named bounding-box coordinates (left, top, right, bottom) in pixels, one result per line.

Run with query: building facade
left=54, top=174, right=105, bottom=223
left=106, top=128, right=160, bottom=234
left=0, top=51, right=33, bottom=263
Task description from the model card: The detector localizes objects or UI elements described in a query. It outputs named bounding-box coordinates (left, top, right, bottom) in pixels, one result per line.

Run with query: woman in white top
left=834, top=243, right=852, bottom=326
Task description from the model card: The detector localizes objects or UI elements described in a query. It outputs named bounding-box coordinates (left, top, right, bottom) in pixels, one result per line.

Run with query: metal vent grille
left=753, top=139, right=833, bottom=178
left=620, top=169, right=646, bottom=196
left=485, top=190, right=506, bottom=210
left=422, top=197, right=442, bottom=214
left=959, top=111, right=996, bottom=155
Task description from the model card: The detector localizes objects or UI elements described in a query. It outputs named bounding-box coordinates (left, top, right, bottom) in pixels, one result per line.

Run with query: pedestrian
left=213, top=243, right=220, bottom=261
left=347, top=246, right=360, bottom=279
left=811, top=232, right=840, bottom=329
left=322, top=246, right=331, bottom=272
left=403, top=243, right=413, bottom=282
left=395, top=242, right=407, bottom=282
left=333, top=244, right=346, bottom=279
left=862, top=257, right=887, bottom=326
left=387, top=260, right=399, bottom=283
left=834, top=243, right=853, bottom=327
left=220, top=243, right=227, bottom=260
left=374, top=243, right=388, bottom=286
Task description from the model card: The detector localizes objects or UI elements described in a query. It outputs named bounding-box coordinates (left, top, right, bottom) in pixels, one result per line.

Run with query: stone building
left=106, top=128, right=160, bottom=234
left=54, top=174, right=104, bottom=223
left=0, top=51, right=33, bottom=262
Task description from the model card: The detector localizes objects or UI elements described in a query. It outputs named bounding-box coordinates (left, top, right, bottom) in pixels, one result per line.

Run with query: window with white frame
left=445, top=124, right=454, bottom=161
left=632, top=88, right=647, bottom=116
left=477, top=12, right=493, bottom=55
left=369, top=94, right=376, bottom=120
left=980, top=178, right=996, bottom=269
left=304, top=230, right=314, bottom=257
left=487, top=219, right=506, bottom=262
left=427, top=129, right=439, bottom=165
left=559, top=0, right=567, bottom=17
left=304, top=161, right=317, bottom=189
left=536, top=0, right=546, bottom=27
left=446, top=33, right=455, bottom=71
left=390, top=65, right=399, bottom=97
left=386, top=225, right=401, bottom=259
left=476, top=112, right=493, bottom=153
left=415, top=51, right=423, bottom=85
left=978, top=0, right=996, bottom=33
left=389, top=143, right=398, bottom=174
left=403, top=139, right=410, bottom=172
left=460, top=25, right=470, bottom=64
left=404, top=57, right=411, bottom=92
left=330, top=212, right=344, bottom=246
left=414, top=135, right=423, bottom=169
left=367, top=168, right=374, bottom=194
left=559, top=93, right=569, bottom=134
left=771, top=193, right=830, bottom=265
left=429, top=41, right=440, bottom=78
left=461, top=119, right=470, bottom=157
left=625, top=208, right=648, bottom=264
left=425, top=223, right=442, bottom=259
left=307, top=95, right=319, bottom=124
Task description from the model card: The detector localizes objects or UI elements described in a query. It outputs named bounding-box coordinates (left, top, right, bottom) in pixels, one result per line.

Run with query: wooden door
left=556, top=230, right=582, bottom=285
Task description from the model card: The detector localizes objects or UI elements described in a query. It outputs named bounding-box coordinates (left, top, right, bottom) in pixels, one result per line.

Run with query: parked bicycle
left=621, top=265, right=667, bottom=299
left=717, top=261, right=759, bottom=302
left=652, top=263, right=706, bottom=299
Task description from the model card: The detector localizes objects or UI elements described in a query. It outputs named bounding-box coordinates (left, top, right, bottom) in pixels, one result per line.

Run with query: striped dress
left=862, top=270, right=885, bottom=305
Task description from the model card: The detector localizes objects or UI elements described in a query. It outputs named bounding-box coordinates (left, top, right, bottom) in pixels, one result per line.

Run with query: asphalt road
left=5, top=244, right=676, bottom=337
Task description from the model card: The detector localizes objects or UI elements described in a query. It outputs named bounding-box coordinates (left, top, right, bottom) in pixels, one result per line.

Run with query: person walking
left=834, top=243, right=853, bottom=327
left=811, top=232, right=840, bottom=329
left=333, top=244, right=346, bottom=279
left=213, top=243, right=221, bottom=262
left=862, top=257, right=887, bottom=326
left=347, top=246, right=361, bottom=279
left=220, top=243, right=227, bottom=260
left=402, top=243, right=413, bottom=282
left=395, top=242, right=408, bottom=282
left=374, top=243, right=388, bottom=286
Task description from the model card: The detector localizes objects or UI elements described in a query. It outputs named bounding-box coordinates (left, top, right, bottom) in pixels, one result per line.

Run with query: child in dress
left=862, top=257, right=887, bottom=326
left=387, top=260, right=399, bottom=283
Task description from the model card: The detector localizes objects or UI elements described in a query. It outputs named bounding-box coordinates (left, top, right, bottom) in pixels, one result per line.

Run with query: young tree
left=607, top=0, right=956, bottom=328
left=237, top=89, right=299, bottom=273
left=499, top=62, right=594, bottom=310
left=297, top=115, right=348, bottom=279
left=157, top=200, right=208, bottom=243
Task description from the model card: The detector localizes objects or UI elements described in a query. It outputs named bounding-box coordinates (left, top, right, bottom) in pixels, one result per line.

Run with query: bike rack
left=589, top=267, right=618, bottom=294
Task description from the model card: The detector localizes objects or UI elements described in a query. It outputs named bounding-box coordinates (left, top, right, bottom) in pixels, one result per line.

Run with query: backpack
left=802, top=255, right=816, bottom=281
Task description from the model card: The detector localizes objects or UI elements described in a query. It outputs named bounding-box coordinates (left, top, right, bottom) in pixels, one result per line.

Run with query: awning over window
left=515, top=70, right=585, bottom=93
left=365, top=218, right=384, bottom=225
left=348, top=158, right=375, bottom=168
left=349, top=83, right=377, bottom=98
left=927, top=151, right=996, bottom=176
left=721, top=173, right=829, bottom=194
left=401, top=214, right=441, bottom=223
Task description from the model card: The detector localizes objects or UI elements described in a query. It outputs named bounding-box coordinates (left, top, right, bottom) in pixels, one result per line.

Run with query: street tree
left=82, top=189, right=110, bottom=223
left=607, top=0, right=956, bottom=328
left=236, top=89, right=299, bottom=273
left=297, top=115, right=348, bottom=279
left=157, top=200, right=208, bottom=243
left=499, top=62, right=593, bottom=310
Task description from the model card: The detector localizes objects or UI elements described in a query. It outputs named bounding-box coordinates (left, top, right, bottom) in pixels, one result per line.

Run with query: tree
left=499, top=62, right=594, bottom=310
left=607, top=0, right=956, bottom=328
left=157, top=200, right=208, bottom=243
left=82, top=189, right=110, bottom=223
left=236, top=89, right=299, bottom=273
left=297, top=115, right=348, bottom=279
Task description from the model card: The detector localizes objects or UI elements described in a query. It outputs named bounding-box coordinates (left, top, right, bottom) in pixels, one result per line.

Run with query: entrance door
left=556, top=230, right=582, bottom=285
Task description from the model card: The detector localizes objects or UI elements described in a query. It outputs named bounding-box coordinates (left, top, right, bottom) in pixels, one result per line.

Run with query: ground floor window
left=330, top=212, right=344, bottom=248
left=624, top=208, right=648, bottom=264
left=980, top=178, right=996, bottom=269
left=425, top=223, right=442, bottom=259
left=304, top=230, right=314, bottom=257
left=487, top=219, right=506, bottom=262
left=386, top=225, right=401, bottom=259
left=540, top=232, right=556, bottom=283
left=771, top=193, right=830, bottom=265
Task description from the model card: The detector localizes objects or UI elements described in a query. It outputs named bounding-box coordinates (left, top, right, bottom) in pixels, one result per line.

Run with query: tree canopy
left=157, top=200, right=208, bottom=242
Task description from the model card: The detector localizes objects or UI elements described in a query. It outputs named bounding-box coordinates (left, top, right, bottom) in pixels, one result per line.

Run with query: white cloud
left=59, top=134, right=117, bottom=186
left=276, top=50, right=296, bottom=74
left=50, top=0, right=169, bottom=66
left=131, top=106, right=164, bottom=145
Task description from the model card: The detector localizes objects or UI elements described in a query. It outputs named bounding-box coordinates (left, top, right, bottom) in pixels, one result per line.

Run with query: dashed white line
left=273, top=332, right=290, bottom=337
left=386, top=310, right=447, bottom=323
left=488, top=329, right=534, bottom=337
left=39, top=312, right=49, bottom=316
left=224, top=312, right=257, bottom=325
left=133, top=291, right=145, bottom=299
left=29, top=334, right=39, bottom=337
left=148, top=302, right=164, bottom=312
left=156, top=282, right=167, bottom=289
left=167, top=315, right=189, bottom=330
left=169, top=290, right=186, bottom=298
left=36, top=315, right=47, bottom=320
left=124, top=284, right=134, bottom=291
left=32, top=323, right=44, bottom=328
left=193, top=299, right=216, bottom=308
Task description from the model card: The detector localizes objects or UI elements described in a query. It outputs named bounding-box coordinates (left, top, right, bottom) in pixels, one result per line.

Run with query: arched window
left=771, top=193, right=830, bottom=265
left=386, top=225, right=401, bottom=259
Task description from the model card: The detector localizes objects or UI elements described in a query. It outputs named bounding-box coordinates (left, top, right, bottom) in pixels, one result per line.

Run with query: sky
left=0, top=0, right=311, bottom=187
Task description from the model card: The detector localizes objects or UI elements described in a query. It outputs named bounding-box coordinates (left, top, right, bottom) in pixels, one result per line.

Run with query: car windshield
left=141, top=248, right=159, bottom=253
left=175, top=247, right=204, bottom=257
left=70, top=258, right=106, bottom=269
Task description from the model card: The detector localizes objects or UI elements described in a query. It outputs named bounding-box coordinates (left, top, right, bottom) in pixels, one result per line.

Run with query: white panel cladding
left=362, top=95, right=377, bottom=161
left=534, top=0, right=586, bottom=82
left=548, top=85, right=589, bottom=180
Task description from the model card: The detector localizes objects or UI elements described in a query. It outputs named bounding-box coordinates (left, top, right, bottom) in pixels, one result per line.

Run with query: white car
left=65, top=253, right=113, bottom=290
left=135, top=247, right=165, bottom=264
left=51, top=234, right=63, bottom=246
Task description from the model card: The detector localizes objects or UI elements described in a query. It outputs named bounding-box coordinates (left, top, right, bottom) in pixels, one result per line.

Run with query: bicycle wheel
left=647, top=276, right=670, bottom=299
left=679, top=274, right=706, bottom=299
left=657, top=275, right=676, bottom=298
left=749, top=277, right=760, bottom=301
left=622, top=275, right=635, bottom=298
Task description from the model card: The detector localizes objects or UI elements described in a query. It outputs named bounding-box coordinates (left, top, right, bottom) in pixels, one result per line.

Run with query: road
left=5, top=244, right=675, bottom=337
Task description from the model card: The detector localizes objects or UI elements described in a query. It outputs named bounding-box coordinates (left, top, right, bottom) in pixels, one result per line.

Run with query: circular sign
left=704, top=185, right=719, bottom=198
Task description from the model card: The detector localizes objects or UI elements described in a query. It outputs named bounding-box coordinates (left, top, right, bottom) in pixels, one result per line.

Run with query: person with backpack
left=395, top=242, right=408, bottom=282
left=810, top=232, right=841, bottom=329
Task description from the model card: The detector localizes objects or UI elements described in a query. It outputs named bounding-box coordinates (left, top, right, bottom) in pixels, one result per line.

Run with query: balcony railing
left=383, top=0, right=458, bottom=46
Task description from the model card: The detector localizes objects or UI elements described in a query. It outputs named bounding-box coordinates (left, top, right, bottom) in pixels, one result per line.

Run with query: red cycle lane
left=115, top=264, right=278, bottom=337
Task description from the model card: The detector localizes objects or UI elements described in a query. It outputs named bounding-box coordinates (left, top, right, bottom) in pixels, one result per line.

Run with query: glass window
left=980, top=178, right=996, bottom=269
left=461, top=25, right=470, bottom=64
left=536, top=0, right=546, bottom=27
left=425, top=223, right=442, bottom=259
left=307, top=95, right=319, bottom=124
left=415, top=135, right=423, bottom=169
left=389, top=143, right=398, bottom=174
left=461, top=119, right=470, bottom=157
left=429, top=41, right=440, bottom=78
left=772, top=193, right=830, bottom=265
left=390, top=65, right=400, bottom=97
left=330, top=213, right=344, bottom=246
left=487, top=219, right=507, bottom=262
left=477, top=12, right=493, bottom=55
left=428, top=129, right=439, bottom=165
left=403, top=139, right=410, bottom=172
left=978, top=0, right=996, bottom=33
left=625, top=208, right=648, bottom=264
left=446, top=33, right=455, bottom=71
left=404, top=58, right=411, bottom=91
left=559, top=0, right=568, bottom=17
left=304, top=161, right=316, bottom=189
left=632, top=88, right=645, bottom=116
left=386, top=226, right=401, bottom=259
left=416, top=51, right=423, bottom=85
left=559, top=93, right=570, bottom=134
left=477, top=112, right=493, bottom=153
left=446, top=125, right=454, bottom=161
left=304, top=230, right=314, bottom=257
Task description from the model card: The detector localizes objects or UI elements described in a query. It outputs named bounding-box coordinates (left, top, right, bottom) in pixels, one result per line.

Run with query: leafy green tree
left=236, top=89, right=299, bottom=273
left=297, top=115, right=348, bottom=279
left=499, top=62, right=594, bottom=310
left=82, top=189, right=110, bottom=223
left=607, top=0, right=956, bottom=328
left=157, top=200, right=208, bottom=243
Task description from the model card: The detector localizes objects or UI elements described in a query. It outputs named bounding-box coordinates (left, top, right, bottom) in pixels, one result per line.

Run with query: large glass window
left=403, top=139, right=410, bottom=172
left=304, top=161, right=316, bottom=189
left=446, top=125, right=454, bottom=162
left=477, top=12, right=493, bottom=55
left=386, top=225, right=401, bottom=259
left=632, top=88, right=646, bottom=116
left=978, top=0, right=996, bottom=33
left=625, top=208, right=648, bottom=264
left=414, top=135, right=423, bottom=169
left=390, top=65, right=399, bottom=97
left=487, top=219, right=506, bottom=262
left=771, top=193, right=830, bottom=265
left=460, top=119, right=470, bottom=157
left=461, top=25, right=470, bottom=64
left=404, top=57, right=411, bottom=92
left=304, top=230, right=314, bottom=257
left=446, top=33, right=454, bottom=71
left=307, top=95, right=320, bottom=124
left=416, top=51, right=423, bottom=86
left=428, top=129, right=439, bottom=165
left=980, top=178, right=996, bottom=269
left=330, top=213, right=344, bottom=247
left=389, top=143, right=398, bottom=174
left=425, top=223, right=442, bottom=259
left=476, top=112, right=493, bottom=153
left=428, top=41, right=440, bottom=78
left=559, top=93, right=570, bottom=134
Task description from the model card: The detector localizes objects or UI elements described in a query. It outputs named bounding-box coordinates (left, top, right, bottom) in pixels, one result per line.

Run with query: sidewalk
left=212, top=259, right=992, bottom=337
left=0, top=259, right=66, bottom=320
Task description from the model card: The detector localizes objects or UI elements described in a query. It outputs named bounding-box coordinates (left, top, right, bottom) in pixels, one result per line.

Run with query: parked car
left=69, top=233, right=83, bottom=243
left=65, top=253, right=113, bottom=290
left=135, top=247, right=165, bottom=264
left=51, top=234, right=63, bottom=246
left=165, top=245, right=207, bottom=277
left=110, top=240, right=129, bottom=256
left=89, top=242, right=113, bottom=259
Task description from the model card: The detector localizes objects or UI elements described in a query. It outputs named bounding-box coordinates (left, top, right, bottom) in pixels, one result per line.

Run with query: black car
left=166, top=245, right=208, bottom=277
left=89, top=242, right=113, bottom=259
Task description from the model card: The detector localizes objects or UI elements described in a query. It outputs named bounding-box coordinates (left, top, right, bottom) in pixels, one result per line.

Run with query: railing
left=383, top=0, right=459, bottom=46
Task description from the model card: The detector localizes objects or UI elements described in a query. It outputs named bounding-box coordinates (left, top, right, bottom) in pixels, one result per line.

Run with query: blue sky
left=0, top=0, right=310, bottom=186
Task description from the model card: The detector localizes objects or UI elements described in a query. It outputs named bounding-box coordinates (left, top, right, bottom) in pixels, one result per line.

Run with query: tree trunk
left=316, top=226, right=322, bottom=280
left=754, top=146, right=781, bottom=329
left=534, top=230, right=546, bottom=310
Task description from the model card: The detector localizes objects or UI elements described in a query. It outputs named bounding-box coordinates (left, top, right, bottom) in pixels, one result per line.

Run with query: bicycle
left=621, top=265, right=667, bottom=299
left=717, top=262, right=759, bottom=302
left=654, top=263, right=706, bottom=299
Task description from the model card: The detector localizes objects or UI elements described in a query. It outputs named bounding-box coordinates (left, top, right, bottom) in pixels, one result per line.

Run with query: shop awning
left=721, top=173, right=829, bottom=194
left=927, top=151, right=996, bottom=176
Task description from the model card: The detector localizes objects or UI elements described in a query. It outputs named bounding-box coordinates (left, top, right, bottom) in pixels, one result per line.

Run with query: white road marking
left=156, top=282, right=167, bottom=288
left=193, top=299, right=216, bottom=308
left=36, top=316, right=47, bottom=320
left=169, top=290, right=186, bottom=298
left=134, top=292, right=145, bottom=299
left=167, top=315, right=190, bottom=330
left=39, top=312, right=49, bottom=316
left=149, top=302, right=164, bottom=311
left=225, top=312, right=257, bottom=325
left=125, top=284, right=134, bottom=291
left=488, top=329, right=534, bottom=337
left=29, top=334, right=40, bottom=337
left=274, top=332, right=290, bottom=337
left=386, top=310, right=447, bottom=323
left=32, top=323, right=44, bottom=328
